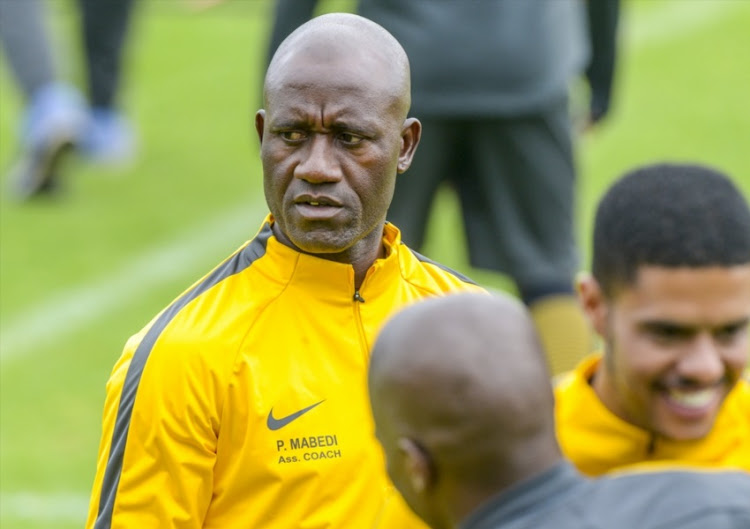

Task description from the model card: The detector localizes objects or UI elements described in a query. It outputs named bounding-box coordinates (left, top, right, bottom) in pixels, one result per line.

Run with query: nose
left=675, top=333, right=725, bottom=385
left=294, top=134, right=342, bottom=184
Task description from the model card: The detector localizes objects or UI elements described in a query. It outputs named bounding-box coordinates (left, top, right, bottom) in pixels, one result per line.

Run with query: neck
left=446, top=451, right=563, bottom=529
left=455, top=458, right=566, bottom=529
left=591, top=358, right=628, bottom=424
left=351, top=236, right=385, bottom=289
left=271, top=222, right=386, bottom=290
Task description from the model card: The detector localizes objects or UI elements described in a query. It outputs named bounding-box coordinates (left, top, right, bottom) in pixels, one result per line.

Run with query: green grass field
left=1, top=1, right=749, bottom=527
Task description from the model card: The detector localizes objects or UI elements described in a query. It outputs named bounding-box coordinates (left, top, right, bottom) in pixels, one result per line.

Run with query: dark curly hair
left=592, top=162, right=750, bottom=297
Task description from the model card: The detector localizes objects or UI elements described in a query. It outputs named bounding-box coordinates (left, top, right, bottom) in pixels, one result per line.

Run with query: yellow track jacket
left=86, top=217, right=482, bottom=529
left=555, top=354, right=750, bottom=476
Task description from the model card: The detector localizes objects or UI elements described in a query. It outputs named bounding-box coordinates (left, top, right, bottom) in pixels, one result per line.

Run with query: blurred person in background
left=85, top=13, right=482, bottom=529
left=267, top=0, right=620, bottom=374
left=0, top=0, right=137, bottom=200
left=368, top=292, right=750, bottom=529
left=77, top=0, right=137, bottom=165
left=556, top=163, right=750, bottom=476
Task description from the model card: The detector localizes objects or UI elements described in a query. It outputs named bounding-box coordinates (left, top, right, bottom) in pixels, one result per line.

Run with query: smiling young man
left=85, top=13, right=481, bottom=529
left=555, top=163, right=750, bottom=476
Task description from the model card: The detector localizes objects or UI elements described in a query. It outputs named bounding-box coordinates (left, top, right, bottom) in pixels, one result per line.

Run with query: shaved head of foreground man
left=368, top=293, right=750, bottom=529
left=86, top=13, right=481, bottom=529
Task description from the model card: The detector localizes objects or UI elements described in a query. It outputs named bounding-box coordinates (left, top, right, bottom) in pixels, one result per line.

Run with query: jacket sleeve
left=585, top=0, right=620, bottom=123
left=85, top=334, right=223, bottom=529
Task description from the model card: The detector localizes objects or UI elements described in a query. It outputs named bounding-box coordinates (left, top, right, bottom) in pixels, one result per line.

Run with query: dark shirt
left=461, top=462, right=750, bottom=529
left=268, top=0, right=619, bottom=119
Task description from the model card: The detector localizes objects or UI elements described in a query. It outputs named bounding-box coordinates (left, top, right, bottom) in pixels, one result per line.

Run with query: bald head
left=265, top=13, right=412, bottom=119
left=369, top=293, right=561, bottom=524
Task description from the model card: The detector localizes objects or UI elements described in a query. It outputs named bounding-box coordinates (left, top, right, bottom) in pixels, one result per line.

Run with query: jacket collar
left=556, top=354, right=750, bottom=475
left=460, top=462, right=586, bottom=529
left=254, top=215, right=404, bottom=302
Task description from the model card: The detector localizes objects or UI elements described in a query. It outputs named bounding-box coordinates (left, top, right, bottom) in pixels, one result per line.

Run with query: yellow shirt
left=86, top=217, right=482, bottom=529
left=555, top=354, right=750, bottom=476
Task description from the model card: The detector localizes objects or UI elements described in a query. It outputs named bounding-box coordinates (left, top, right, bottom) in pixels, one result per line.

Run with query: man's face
left=593, top=265, right=750, bottom=440
left=256, top=48, right=417, bottom=258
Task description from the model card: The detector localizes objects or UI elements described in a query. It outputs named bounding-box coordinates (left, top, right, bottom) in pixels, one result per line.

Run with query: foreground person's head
left=369, top=293, right=561, bottom=529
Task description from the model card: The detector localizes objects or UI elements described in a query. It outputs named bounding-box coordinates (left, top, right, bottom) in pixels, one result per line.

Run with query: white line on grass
left=0, top=492, right=89, bottom=523
left=0, top=199, right=265, bottom=363
left=626, top=0, right=749, bottom=52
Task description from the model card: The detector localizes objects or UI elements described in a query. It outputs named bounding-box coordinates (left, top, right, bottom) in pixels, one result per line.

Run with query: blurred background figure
left=267, top=0, right=620, bottom=374
left=77, top=0, right=137, bottom=165
left=0, top=0, right=137, bottom=200
left=0, top=0, right=86, bottom=198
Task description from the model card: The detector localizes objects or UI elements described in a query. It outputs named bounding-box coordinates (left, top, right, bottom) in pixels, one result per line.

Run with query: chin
left=657, top=417, right=718, bottom=441
left=290, top=233, right=352, bottom=255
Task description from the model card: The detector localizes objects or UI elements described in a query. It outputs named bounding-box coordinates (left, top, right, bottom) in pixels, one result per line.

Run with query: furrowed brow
left=640, top=321, right=695, bottom=337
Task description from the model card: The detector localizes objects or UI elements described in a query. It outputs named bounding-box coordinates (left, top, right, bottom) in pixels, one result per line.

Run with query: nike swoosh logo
left=267, top=400, right=325, bottom=430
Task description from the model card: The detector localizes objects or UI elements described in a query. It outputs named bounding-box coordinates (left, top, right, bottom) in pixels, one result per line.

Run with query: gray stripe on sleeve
left=94, top=223, right=273, bottom=528
left=407, top=246, right=478, bottom=285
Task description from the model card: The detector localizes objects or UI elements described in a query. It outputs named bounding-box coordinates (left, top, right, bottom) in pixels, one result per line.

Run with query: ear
left=255, top=109, right=266, bottom=144
left=397, top=437, right=433, bottom=494
left=396, top=117, right=422, bottom=174
left=576, top=272, right=608, bottom=338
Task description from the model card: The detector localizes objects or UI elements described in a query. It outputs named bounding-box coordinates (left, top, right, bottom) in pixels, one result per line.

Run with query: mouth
left=294, top=195, right=342, bottom=208
left=303, top=200, right=336, bottom=207
left=292, top=195, right=344, bottom=220
left=660, top=385, right=723, bottom=418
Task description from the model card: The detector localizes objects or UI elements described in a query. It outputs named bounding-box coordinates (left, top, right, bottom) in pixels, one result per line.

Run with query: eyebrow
left=639, top=321, right=695, bottom=336
left=639, top=317, right=750, bottom=334
left=328, top=121, right=375, bottom=137
left=270, top=117, right=376, bottom=138
left=267, top=112, right=308, bottom=128
left=718, top=317, right=750, bottom=331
